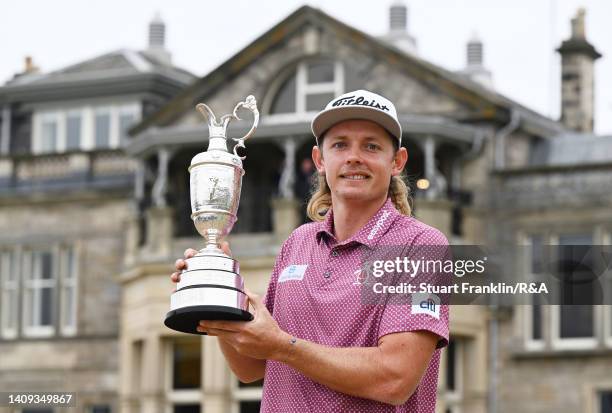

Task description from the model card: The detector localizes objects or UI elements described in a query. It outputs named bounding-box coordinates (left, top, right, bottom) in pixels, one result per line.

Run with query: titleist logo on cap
left=331, top=95, right=389, bottom=112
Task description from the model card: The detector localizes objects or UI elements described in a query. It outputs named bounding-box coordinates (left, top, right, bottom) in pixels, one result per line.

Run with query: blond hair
left=306, top=173, right=412, bottom=222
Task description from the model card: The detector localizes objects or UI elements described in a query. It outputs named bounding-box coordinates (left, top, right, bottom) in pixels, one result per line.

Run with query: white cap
left=311, top=89, right=402, bottom=145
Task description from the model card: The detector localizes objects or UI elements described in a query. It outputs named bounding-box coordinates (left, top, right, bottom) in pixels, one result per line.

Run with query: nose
left=345, top=145, right=363, bottom=164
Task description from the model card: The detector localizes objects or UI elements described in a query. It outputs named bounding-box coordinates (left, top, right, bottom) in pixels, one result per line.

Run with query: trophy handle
left=229, top=95, right=259, bottom=160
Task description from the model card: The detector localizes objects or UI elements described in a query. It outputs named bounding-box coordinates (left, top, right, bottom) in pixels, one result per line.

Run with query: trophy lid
left=195, top=96, right=259, bottom=160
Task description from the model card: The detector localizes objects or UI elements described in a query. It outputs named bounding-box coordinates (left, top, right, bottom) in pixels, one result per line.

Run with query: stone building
left=0, top=16, right=195, bottom=413
left=0, top=4, right=611, bottom=413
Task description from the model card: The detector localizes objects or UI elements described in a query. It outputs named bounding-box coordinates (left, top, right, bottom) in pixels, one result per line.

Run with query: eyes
left=330, top=141, right=382, bottom=152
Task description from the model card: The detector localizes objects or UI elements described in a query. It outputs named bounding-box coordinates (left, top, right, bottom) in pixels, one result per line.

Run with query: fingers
left=244, top=288, right=263, bottom=311
left=221, top=241, right=232, bottom=257
left=184, top=248, right=198, bottom=259
left=171, top=248, right=197, bottom=283
left=175, top=259, right=184, bottom=272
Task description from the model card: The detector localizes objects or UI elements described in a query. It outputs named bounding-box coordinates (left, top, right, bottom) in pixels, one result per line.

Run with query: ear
left=312, top=145, right=325, bottom=174
left=391, top=147, right=408, bottom=177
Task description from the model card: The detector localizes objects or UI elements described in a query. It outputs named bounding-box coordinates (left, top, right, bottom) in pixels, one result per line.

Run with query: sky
left=1, top=0, right=611, bottom=134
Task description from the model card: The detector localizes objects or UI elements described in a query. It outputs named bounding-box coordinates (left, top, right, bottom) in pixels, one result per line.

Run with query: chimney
left=459, top=32, right=493, bottom=89
left=24, top=56, right=40, bottom=74
left=380, top=2, right=417, bottom=54
left=557, top=8, right=602, bottom=132
left=145, top=13, right=172, bottom=65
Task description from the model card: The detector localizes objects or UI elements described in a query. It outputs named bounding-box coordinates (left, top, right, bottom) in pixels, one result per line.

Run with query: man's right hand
left=170, top=241, right=232, bottom=284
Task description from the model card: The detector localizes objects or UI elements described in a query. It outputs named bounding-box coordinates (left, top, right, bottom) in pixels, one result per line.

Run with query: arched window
left=267, top=59, right=344, bottom=120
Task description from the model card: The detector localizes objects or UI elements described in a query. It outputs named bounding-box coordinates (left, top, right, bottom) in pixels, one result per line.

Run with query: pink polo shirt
left=261, top=198, right=450, bottom=413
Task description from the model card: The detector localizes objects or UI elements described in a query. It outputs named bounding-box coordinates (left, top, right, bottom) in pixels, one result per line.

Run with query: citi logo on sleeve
left=411, top=293, right=441, bottom=319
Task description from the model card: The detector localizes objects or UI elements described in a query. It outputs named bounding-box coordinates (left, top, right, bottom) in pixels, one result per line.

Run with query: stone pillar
left=423, top=136, right=436, bottom=199
left=152, top=147, right=171, bottom=207
left=278, top=138, right=296, bottom=199
left=124, top=213, right=141, bottom=267
left=146, top=206, right=174, bottom=258
left=1, top=105, right=11, bottom=155
left=271, top=137, right=300, bottom=241
left=134, top=158, right=145, bottom=203
left=140, top=335, right=164, bottom=413
left=119, top=337, right=142, bottom=413
left=203, top=336, right=231, bottom=413
left=421, top=135, right=447, bottom=200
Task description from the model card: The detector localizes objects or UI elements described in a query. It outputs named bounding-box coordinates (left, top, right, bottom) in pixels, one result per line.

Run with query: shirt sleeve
left=377, top=227, right=451, bottom=349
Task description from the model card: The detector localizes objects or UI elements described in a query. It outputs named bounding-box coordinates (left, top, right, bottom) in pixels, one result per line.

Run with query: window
left=32, top=102, right=140, bottom=153
left=0, top=244, right=78, bottom=339
left=601, top=391, right=612, bottom=413
left=119, top=109, right=137, bottom=145
left=95, top=109, right=111, bottom=149
left=173, top=406, right=200, bottom=413
left=166, top=338, right=201, bottom=412
left=22, top=249, right=56, bottom=337
left=551, top=233, right=597, bottom=349
left=88, top=406, right=111, bottom=413
left=525, top=235, right=545, bottom=349
left=268, top=60, right=344, bottom=121
left=443, top=338, right=462, bottom=413
left=60, top=246, right=78, bottom=335
left=233, top=378, right=263, bottom=412
left=1, top=249, right=19, bottom=339
left=66, top=111, right=82, bottom=151
left=40, top=114, right=58, bottom=153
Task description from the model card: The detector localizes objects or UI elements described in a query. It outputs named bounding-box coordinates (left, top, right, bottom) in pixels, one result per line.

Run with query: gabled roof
left=131, top=5, right=565, bottom=137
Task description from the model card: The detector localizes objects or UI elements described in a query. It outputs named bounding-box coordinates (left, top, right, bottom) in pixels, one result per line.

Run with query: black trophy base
left=165, top=305, right=254, bottom=335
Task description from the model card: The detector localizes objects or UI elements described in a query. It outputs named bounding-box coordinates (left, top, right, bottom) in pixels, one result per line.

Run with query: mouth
left=339, top=173, right=371, bottom=181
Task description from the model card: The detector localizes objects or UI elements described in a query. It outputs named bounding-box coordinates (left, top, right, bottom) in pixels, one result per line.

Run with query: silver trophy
left=165, top=95, right=259, bottom=334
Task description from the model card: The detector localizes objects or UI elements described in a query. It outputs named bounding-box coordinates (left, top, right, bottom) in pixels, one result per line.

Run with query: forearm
left=273, top=332, right=408, bottom=405
left=218, top=338, right=266, bottom=383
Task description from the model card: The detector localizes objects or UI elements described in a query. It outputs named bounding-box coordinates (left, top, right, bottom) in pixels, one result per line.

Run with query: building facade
left=0, top=5, right=611, bottom=413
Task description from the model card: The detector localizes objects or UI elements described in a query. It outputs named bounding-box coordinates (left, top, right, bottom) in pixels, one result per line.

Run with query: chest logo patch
left=279, top=264, right=308, bottom=283
left=411, top=293, right=441, bottom=319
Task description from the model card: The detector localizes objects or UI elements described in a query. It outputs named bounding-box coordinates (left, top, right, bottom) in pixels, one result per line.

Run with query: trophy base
left=165, top=305, right=253, bottom=335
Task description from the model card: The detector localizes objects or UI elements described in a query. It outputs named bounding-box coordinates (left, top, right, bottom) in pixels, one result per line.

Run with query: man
left=171, top=90, right=450, bottom=412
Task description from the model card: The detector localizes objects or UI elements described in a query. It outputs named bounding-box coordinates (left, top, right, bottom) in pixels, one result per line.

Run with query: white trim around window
left=605, top=232, right=612, bottom=348
left=59, top=244, right=79, bottom=336
left=265, top=59, right=344, bottom=125
left=164, top=338, right=202, bottom=413
left=231, top=380, right=263, bottom=413
left=22, top=247, right=58, bottom=338
left=518, top=233, right=546, bottom=351
left=0, top=247, right=20, bottom=339
left=32, top=102, right=141, bottom=154
left=605, top=304, right=612, bottom=349
left=442, top=337, right=463, bottom=413
left=550, top=304, right=599, bottom=350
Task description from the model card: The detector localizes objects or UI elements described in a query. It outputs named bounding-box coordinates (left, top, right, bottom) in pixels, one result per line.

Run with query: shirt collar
left=315, top=198, right=400, bottom=248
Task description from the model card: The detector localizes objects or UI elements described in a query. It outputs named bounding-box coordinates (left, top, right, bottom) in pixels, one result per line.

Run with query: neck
left=331, top=196, right=388, bottom=242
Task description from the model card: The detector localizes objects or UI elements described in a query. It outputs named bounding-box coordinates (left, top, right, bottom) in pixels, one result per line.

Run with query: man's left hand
left=197, top=288, right=290, bottom=361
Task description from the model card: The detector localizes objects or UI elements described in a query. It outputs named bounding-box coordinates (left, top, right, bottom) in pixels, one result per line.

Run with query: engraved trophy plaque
left=165, top=96, right=259, bottom=334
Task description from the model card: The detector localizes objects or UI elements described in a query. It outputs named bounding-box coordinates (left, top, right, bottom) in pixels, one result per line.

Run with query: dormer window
left=32, top=102, right=140, bottom=154
left=268, top=60, right=344, bottom=120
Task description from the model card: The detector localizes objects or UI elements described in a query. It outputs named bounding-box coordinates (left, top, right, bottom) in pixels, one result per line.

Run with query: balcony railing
left=0, top=149, right=136, bottom=196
